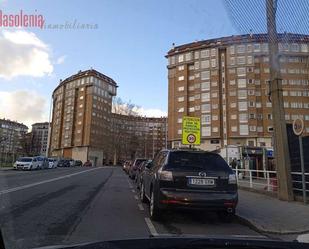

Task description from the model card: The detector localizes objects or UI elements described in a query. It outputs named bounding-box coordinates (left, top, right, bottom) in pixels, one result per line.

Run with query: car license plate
left=188, top=178, right=215, bottom=186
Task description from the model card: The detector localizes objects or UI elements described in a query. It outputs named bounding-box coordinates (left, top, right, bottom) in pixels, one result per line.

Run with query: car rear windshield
left=166, top=152, right=230, bottom=171
left=18, top=158, right=32, bottom=162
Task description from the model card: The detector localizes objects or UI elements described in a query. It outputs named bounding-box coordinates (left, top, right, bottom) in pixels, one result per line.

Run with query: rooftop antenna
left=172, top=43, right=175, bottom=49
left=249, top=29, right=253, bottom=38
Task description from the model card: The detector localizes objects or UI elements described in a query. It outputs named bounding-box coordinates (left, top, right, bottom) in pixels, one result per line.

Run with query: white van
left=13, top=157, right=40, bottom=171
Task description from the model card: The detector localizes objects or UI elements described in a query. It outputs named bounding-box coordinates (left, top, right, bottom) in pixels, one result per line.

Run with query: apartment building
left=167, top=33, right=309, bottom=152
left=0, top=118, right=28, bottom=162
left=31, top=122, right=49, bottom=156
left=110, top=114, right=167, bottom=163
left=49, top=69, right=117, bottom=166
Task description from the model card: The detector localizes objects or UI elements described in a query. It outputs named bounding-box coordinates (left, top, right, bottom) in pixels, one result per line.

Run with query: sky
left=1, top=0, right=307, bottom=130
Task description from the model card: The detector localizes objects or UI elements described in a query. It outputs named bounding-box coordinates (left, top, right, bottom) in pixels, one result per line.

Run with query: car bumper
left=158, top=188, right=238, bottom=210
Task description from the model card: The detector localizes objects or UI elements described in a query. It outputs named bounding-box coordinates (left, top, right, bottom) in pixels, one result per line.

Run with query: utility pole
left=266, top=0, right=294, bottom=201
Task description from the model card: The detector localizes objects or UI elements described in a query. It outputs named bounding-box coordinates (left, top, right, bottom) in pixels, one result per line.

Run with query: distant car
left=74, top=160, right=83, bottom=167
left=13, top=157, right=40, bottom=171
left=34, top=156, right=49, bottom=169
left=69, top=159, right=75, bottom=167
left=83, top=160, right=92, bottom=167
left=140, top=149, right=238, bottom=221
left=135, top=160, right=152, bottom=189
left=129, top=158, right=148, bottom=179
left=48, top=158, right=58, bottom=169
left=58, top=159, right=70, bottom=167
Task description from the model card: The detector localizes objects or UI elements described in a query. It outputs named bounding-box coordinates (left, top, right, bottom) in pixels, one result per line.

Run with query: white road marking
left=138, top=203, right=144, bottom=211
left=0, top=168, right=102, bottom=195
left=134, top=195, right=139, bottom=200
left=145, top=217, right=159, bottom=236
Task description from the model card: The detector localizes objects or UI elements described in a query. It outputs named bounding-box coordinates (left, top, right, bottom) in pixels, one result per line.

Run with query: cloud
left=55, top=55, right=66, bottom=64
left=0, top=30, right=53, bottom=79
left=0, top=90, right=49, bottom=129
left=132, top=107, right=167, bottom=118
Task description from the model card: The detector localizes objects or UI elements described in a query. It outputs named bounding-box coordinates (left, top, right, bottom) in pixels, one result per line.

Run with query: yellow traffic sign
left=182, top=116, right=201, bottom=145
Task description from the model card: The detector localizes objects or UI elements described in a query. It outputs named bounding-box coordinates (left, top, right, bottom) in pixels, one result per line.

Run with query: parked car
left=34, top=156, right=49, bottom=169
left=48, top=158, right=59, bottom=169
left=135, top=160, right=152, bottom=189
left=140, top=149, right=238, bottom=221
left=83, top=160, right=92, bottom=167
left=74, top=160, right=83, bottom=167
left=69, top=159, right=75, bottom=167
left=123, top=161, right=131, bottom=174
left=58, top=159, right=70, bottom=167
left=13, top=157, right=40, bottom=170
left=129, top=158, right=148, bottom=179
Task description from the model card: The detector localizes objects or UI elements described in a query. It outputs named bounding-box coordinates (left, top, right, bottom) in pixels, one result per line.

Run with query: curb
left=236, top=213, right=309, bottom=235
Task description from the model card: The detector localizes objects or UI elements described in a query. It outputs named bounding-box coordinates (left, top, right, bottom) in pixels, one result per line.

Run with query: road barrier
left=233, top=168, right=309, bottom=203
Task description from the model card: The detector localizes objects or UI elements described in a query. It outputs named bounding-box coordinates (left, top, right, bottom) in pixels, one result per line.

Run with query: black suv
left=140, top=149, right=238, bottom=220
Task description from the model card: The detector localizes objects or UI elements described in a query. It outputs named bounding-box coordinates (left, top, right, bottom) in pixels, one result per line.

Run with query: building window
left=178, top=54, right=184, bottom=63
left=195, top=94, right=200, bottom=99
left=189, top=85, right=195, bottom=91
left=201, top=71, right=210, bottom=80
left=178, top=76, right=184, bottom=81
left=202, top=127, right=211, bottom=136
left=210, top=48, right=216, bottom=57
left=238, top=90, right=247, bottom=99
left=239, top=113, right=248, bottom=122
left=231, top=126, right=238, bottom=132
left=249, top=101, right=255, bottom=107
left=189, top=75, right=195, bottom=80
left=238, top=78, right=246, bottom=88
left=201, top=92, right=210, bottom=102
left=231, top=114, right=237, bottom=120
left=178, top=107, right=184, bottom=113
left=257, top=126, right=263, bottom=132
left=201, top=114, right=211, bottom=124
left=285, top=114, right=290, bottom=120
left=177, top=129, right=182, bottom=135
left=237, top=67, right=246, bottom=76
left=229, top=91, right=237, bottom=97
left=230, top=57, right=235, bottom=65
left=178, top=96, right=184, bottom=102
left=249, top=126, right=256, bottom=132
left=201, top=49, right=210, bottom=58
left=201, top=104, right=211, bottom=113
left=264, top=68, right=270, bottom=73
left=249, top=113, right=256, bottom=119
left=238, top=101, right=248, bottom=111
left=189, top=96, right=195, bottom=101
left=194, top=51, right=200, bottom=59
left=212, top=127, right=218, bottom=133
left=79, top=96, right=84, bottom=100
left=211, top=59, right=216, bottom=67
left=237, top=45, right=246, bottom=53
left=201, top=81, right=210, bottom=91
left=229, top=68, right=236, bottom=74
left=239, top=125, right=249, bottom=135
left=185, top=52, right=192, bottom=61
left=230, top=46, right=235, bottom=55
left=247, top=56, right=253, bottom=64
left=201, top=60, right=210, bottom=69
left=254, top=43, right=261, bottom=52
left=230, top=79, right=236, bottom=85
left=211, top=92, right=218, bottom=98
left=212, top=115, right=218, bottom=120
left=189, top=107, right=195, bottom=112
left=178, top=86, right=184, bottom=92
left=211, top=81, right=218, bottom=87
left=212, top=104, right=218, bottom=109
left=230, top=102, right=237, bottom=108
left=237, top=56, right=246, bottom=64
left=178, top=65, right=184, bottom=71
left=267, top=114, right=273, bottom=120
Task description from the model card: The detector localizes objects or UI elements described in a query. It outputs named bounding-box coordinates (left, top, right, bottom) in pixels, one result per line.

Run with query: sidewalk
left=237, top=189, right=309, bottom=234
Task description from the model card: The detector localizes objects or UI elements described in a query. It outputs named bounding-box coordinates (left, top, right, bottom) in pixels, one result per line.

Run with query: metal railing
left=233, top=167, right=309, bottom=203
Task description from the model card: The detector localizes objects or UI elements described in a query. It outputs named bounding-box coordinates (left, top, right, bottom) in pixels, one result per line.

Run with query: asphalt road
left=0, top=166, right=265, bottom=249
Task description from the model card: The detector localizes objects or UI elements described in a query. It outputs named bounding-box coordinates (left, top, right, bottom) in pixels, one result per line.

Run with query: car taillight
left=228, top=174, right=237, bottom=184
left=158, top=169, right=173, bottom=181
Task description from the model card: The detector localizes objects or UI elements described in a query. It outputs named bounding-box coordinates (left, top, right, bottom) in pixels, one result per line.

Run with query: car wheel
left=150, top=189, right=161, bottom=221
left=140, top=182, right=147, bottom=203
left=218, top=210, right=235, bottom=222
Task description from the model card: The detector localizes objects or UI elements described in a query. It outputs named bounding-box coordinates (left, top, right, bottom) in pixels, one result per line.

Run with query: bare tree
left=109, top=97, right=140, bottom=165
